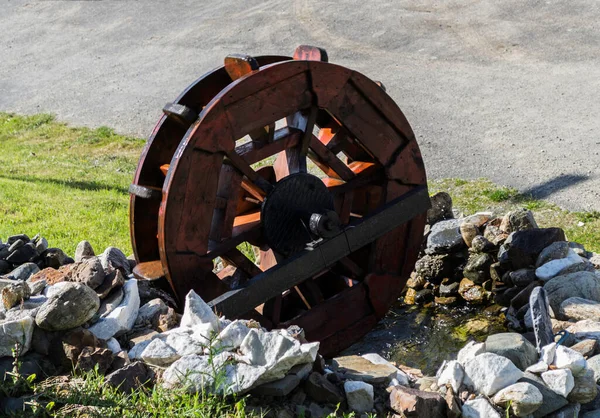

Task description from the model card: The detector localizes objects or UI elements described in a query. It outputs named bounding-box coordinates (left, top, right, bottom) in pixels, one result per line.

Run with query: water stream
left=343, top=302, right=507, bottom=375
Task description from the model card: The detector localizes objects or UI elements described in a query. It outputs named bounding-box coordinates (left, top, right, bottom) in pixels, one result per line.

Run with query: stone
left=500, top=228, right=566, bottom=270
left=541, top=342, right=557, bottom=364
left=587, top=355, right=600, bottom=383
left=537, top=241, right=571, bottom=267
left=460, top=222, right=479, bottom=247
left=545, top=271, right=600, bottom=313
left=427, top=192, right=453, bottom=225
left=457, top=340, right=485, bottom=366
left=74, top=240, right=95, bottom=262
left=7, top=243, right=37, bottom=264
left=463, top=352, right=523, bottom=396
left=238, top=329, right=318, bottom=383
left=0, top=260, right=10, bottom=275
left=426, top=219, right=465, bottom=255
left=105, top=361, right=152, bottom=393
left=554, top=345, right=587, bottom=375
left=43, top=248, right=69, bottom=268
left=415, top=288, right=434, bottom=304
left=0, top=316, right=34, bottom=357
left=163, top=328, right=206, bottom=357
left=471, top=235, right=495, bottom=253
left=135, top=298, right=168, bottom=327
left=331, top=355, right=398, bottom=384
left=485, top=333, right=538, bottom=370
left=2, top=281, right=31, bottom=309
left=76, top=347, right=115, bottom=374
left=344, top=381, right=374, bottom=413
left=95, top=269, right=125, bottom=299
left=99, top=247, right=131, bottom=276
left=517, top=372, right=569, bottom=417
left=414, top=376, right=438, bottom=392
left=7, top=234, right=29, bottom=245
left=510, top=268, right=537, bottom=287
left=582, top=411, right=600, bottom=418
left=439, top=281, right=459, bottom=296
left=141, top=338, right=180, bottom=367
left=493, top=382, right=543, bottom=417
left=35, top=282, right=100, bottom=331
left=530, top=286, right=555, bottom=352
left=361, top=353, right=409, bottom=385
left=485, top=224, right=509, bottom=246
left=435, top=296, right=458, bottom=305
left=157, top=307, right=179, bottom=332
left=28, top=266, right=70, bottom=285
left=537, top=249, right=587, bottom=281
left=304, top=372, right=344, bottom=404
left=568, top=368, right=598, bottom=404
left=547, top=403, right=581, bottom=418
left=389, top=386, right=449, bottom=418
left=251, top=374, right=300, bottom=397
left=414, top=254, right=452, bottom=283
left=500, top=209, right=538, bottom=233
left=71, top=257, right=105, bottom=289
left=542, top=369, right=575, bottom=397
left=436, top=360, right=463, bottom=393
left=404, top=288, right=417, bottom=305
left=106, top=338, right=121, bottom=354
left=568, top=320, right=600, bottom=342
left=561, top=297, right=600, bottom=322
left=88, top=279, right=139, bottom=340
left=572, top=339, right=598, bottom=358
left=180, top=290, right=220, bottom=331
left=526, top=361, right=549, bottom=373
left=27, top=279, right=46, bottom=296
left=406, top=273, right=426, bottom=290
left=458, top=278, right=487, bottom=304
left=463, top=253, right=493, bottom=283
left=462, top=398, right=501, bottom=418
left=97, top=286, right=124, bottom=317
left=6, top=263, right=39, bottom=281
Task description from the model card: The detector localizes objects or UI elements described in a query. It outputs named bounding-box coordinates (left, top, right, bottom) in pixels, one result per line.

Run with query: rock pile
left=405, top=193, right=600, bottom=312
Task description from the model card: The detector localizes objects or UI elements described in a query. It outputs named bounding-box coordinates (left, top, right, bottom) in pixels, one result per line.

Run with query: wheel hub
left=261, top=173, right=336, bottom=257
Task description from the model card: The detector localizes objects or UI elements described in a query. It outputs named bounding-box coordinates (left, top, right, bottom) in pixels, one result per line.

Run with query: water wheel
left=129, top=46, right=430, bottom=356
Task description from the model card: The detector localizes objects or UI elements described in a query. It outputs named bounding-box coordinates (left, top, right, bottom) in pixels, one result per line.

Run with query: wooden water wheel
left=129, top=46, right=430, bottom=356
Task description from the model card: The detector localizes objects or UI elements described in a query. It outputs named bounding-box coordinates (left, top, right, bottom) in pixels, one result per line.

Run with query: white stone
left=162, top=354, right=215, bottom=390
left=560, top=297, right=600, bottom=322
left=180, top=290, right=220, bottom=331
left=106, top=338, right=121, bottom=354
left=362, top=353, right=409, bottom=386
left=88, top=279, right=139, bottom=340
left=463, top=352, right=523, bottom=396
left=128, top=339, right=154, bottom=360
left=525, top=361, right=549, bottom=374
left=0, top=316, right=34, bottom=357
left=567, top=320, right=600, bottom=341
left=492, top=382, right=543, bottom=417
left=457, top=340, right=485, bottom=365
left=211, top=320, right=251, bottom=352
left=462, top=398, right=501, bottom=418
left=163, top=329, right=206, bottom=357
left=44, top=281, right=71, bottom=298
left=141, top=338, right=181, bottom=367
left=553, top=344, right=587, bottom=375
left=536, top=249, right=586, bottom=281
left=542, top=369, right=575, bottom=397
left=541, top=342, right=557, bottom=365
left=344, top=380, right=374, bottom=413
left=436, top=360, right=464, bottom=393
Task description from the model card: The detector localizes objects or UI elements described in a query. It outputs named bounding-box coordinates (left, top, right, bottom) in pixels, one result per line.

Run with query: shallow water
left=342, top=302, right=507, bottom=375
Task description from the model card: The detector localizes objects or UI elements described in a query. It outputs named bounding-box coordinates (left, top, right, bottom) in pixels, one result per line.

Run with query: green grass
left=429, top=178, right=600, bottom=253
left=0, top=113, right=144, bottom=256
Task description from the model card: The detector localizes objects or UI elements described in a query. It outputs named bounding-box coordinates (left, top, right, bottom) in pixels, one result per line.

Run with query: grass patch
left=429, top=178, right=600, bottom=253
left=0, top=113, right=144, bottom=256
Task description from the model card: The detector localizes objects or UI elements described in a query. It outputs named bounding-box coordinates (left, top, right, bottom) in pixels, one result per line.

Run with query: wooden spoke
left=324, top=161, right=381, bottom=195
left=210, top=164, right=243, bottom=242
left=294, top=286, right=312, bottom=309
left=235, top=127, right=302, bottom=165
left=222, top=247, right=262, bottom=278
left=308, top=134, right=355, bottom=181
left=225, top=150, right=273, bottom=194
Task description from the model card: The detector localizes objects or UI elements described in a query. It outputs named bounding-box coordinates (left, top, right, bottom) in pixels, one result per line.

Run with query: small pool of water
left=342, top=302, right=507, bottom=375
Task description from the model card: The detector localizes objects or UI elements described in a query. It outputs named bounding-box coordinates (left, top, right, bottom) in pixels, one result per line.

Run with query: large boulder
left=35, top=283, right=100, bottom=331
left=492, top=382, right=543, bottom=417
left=389, top=386, right=448, bottom=418
left=499, top=228, right=566, bottom=270
left=425, top=219, right=465, bottom=255
left=485, top=333, right=538, bottom=371
left=519, top=372, right=569, bottom=417
left=463, top=353, right=523, bottom=396
left=545, top=272, right=600, bottom=314
left=560, top=297, right=600, bottom=322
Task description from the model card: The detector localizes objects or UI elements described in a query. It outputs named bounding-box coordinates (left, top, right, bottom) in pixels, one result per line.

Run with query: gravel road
left=1, top=0, right=599, bottom=211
